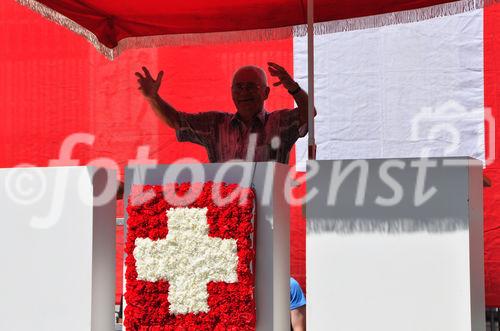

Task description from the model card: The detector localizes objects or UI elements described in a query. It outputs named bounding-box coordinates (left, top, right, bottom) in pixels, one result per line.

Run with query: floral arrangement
left=124, top=182, right=256, bottom=331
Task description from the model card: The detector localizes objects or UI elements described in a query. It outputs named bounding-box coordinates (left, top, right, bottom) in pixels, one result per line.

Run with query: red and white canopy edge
left=15, top=0, right=496, bottom=59
left=15, top=0, right=499, bottom=159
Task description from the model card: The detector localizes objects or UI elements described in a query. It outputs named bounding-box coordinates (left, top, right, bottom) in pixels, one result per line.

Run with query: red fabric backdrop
left=0, top=1, right=304, bottom=304
left=484, top=2, right=500, bottom=306
left=1, top=0, right=498, bottom=306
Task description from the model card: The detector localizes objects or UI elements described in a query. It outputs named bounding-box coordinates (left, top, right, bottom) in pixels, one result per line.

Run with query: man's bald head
left=232, top=65, right=268, bottom=87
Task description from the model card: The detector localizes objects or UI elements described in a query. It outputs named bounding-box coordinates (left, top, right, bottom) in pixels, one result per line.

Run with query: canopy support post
left=307, top=0, right=316, bottom=160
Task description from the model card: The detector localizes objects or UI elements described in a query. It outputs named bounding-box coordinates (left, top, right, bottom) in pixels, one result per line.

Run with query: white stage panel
left=306, top=158, right=485, bottom=331
left=0, top=166, right=116, bottom=331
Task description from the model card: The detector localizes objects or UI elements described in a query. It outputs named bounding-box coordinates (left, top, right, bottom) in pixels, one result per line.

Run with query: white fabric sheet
left=294, top=10, right=484, bottom=171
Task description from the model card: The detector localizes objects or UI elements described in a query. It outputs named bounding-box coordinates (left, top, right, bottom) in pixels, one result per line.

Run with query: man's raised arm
left=135, top=66, right=180, bottom=129
left=267, top=62, right=316, bottom=127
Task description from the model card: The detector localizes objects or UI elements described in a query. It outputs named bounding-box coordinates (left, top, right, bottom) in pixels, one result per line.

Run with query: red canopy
left=17, top=0, right=482, bottom=59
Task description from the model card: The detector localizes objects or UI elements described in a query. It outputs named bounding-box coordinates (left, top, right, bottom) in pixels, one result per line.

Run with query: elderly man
left=135, top=62, right=313, bottom=163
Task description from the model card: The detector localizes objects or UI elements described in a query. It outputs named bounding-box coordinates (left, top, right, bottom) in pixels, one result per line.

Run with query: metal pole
left=307, top=0, right=316, bottom=160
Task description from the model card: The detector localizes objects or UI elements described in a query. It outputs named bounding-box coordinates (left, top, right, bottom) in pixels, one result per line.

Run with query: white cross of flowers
left=133, top=207, right=238, bottom=315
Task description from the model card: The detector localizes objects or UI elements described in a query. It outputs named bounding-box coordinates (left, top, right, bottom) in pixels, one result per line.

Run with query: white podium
left=0, top=166, right=116, bottom=331
left=306, top=158, right=485, bottom=331
left=124, top=162, right=290, bottom=331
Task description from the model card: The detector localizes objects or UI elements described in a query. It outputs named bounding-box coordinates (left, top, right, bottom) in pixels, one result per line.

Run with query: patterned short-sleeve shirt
left=176, top=108, right=306, bottom=164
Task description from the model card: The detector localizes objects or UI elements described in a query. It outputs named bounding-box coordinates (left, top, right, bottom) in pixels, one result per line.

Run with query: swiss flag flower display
left=125, top=182, right=256, bottom=330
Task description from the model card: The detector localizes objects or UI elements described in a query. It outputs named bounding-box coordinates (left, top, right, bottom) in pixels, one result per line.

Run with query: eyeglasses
left=231, top=82, right=264, bottom=92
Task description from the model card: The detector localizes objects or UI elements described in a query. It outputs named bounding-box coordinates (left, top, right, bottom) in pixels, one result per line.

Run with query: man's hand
left=135, top=66, right=164, bottom=99
left=135, top=66, right=180, bottom=129
left=267, top=62, right=299, bottom=92
left=268, top=61, right=314, bottom=128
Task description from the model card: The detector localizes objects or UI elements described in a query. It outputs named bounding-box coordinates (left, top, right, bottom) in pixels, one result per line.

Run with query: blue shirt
left=290, top=278, right=306, bottom=310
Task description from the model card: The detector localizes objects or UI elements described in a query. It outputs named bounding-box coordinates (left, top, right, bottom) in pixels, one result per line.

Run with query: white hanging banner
left=294, top=10, right=485, bottom=171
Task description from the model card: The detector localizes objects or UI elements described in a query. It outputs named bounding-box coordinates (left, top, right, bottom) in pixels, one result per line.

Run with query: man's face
left=231, top=68, right=270, bottom=117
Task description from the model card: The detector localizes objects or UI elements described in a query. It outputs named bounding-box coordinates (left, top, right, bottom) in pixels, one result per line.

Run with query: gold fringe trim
left=16, top=0, right=499, bottom=60
left=114, top=27, right=293, bottom=58
left=294, top=0, right=499, bottom=36
left=16, top=0, right=116, bottom=59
